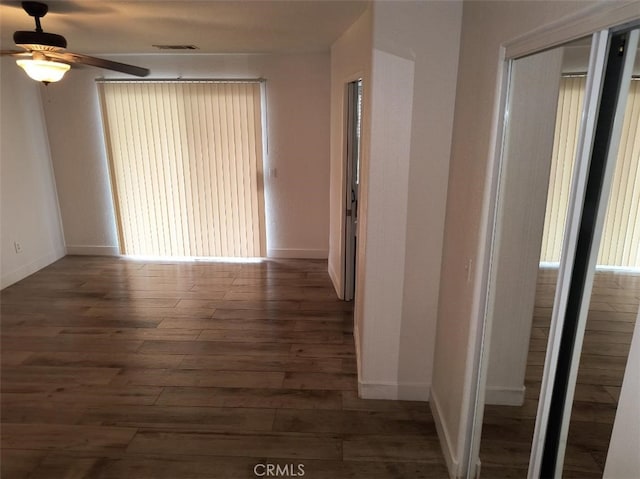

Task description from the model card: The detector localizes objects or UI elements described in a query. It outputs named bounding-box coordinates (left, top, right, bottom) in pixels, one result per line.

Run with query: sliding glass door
left=98, top=80, right=267, bottom=258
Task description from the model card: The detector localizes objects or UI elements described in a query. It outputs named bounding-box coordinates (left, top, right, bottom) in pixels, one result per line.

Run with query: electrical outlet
left=14, top=241, right=23, bottom=254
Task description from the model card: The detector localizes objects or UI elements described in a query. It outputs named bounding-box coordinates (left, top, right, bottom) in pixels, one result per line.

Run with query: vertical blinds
left=540, top=77, right=640, bottom=268
left=99, top=81, right=266, bottom=257
left=599, top=78, right=640, bottom=267
left=540, top=77, right=585, bottom=265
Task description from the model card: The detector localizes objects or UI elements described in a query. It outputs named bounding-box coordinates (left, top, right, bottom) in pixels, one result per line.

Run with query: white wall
left=0, top=58, right=65, bottom=288
left=356, top=0, right=462, bottom=401
left=388, top=1, right=462, bottom=401
left=41, top=53, right=331, bottom=258
left=430, top=2, right=612, bottom=477
left=359, top=47, right=414, bottom=398
left=604, top=307, right=640, bottom=479
left=328, top=7, right=372, bottom=300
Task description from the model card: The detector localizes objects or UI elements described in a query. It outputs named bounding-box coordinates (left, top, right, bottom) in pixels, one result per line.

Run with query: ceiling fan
left=1, top=1, right=149, bottom=84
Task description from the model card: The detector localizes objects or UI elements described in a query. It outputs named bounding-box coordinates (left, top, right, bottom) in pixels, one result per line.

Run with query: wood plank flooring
left=1, top=256, right=448, bottom=479
left=480, top=268, right=639, bottom=478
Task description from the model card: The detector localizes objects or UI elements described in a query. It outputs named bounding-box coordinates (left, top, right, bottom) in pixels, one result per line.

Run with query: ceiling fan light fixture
left=16, top=58, right=70, bottom=83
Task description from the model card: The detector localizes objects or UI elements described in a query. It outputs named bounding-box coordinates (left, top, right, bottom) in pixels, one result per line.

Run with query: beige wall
left=41, top=53, right=331, bottom=258
left=430, top=1, right=603, bottom=476
left=0, top=58, right=65, bottom=288
left=355, top=0, right=462, bottom=400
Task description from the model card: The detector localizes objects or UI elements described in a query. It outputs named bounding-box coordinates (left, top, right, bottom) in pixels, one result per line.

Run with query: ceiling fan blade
left=1, top=50, right=32, bottom=58
left=47, top=51, right=150, bottom=77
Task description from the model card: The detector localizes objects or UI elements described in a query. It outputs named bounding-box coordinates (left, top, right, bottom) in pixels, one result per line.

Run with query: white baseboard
left=1, top=247, right=65, bottom=289
left=327, top=259, right=344, bottom=299
left=267, top=248, right=328, bottom=259
left=65, top=245, right=120, bottom=256
left=358, top=379, right=430, bottom=401
left=353, top=323, right=361, bottom=378
left=540, top=261, right=640, bottom=273
left=485, top=385, right=526, bottom=406
left=430, top=388, right=459, bottom=479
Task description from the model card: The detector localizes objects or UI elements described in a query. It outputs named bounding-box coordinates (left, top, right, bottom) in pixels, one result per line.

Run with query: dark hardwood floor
left=0, top=256, right=448, bottom=479
left=480, top=268, right=639, bottom=478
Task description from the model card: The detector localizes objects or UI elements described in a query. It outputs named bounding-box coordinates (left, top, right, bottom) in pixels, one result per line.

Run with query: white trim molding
left=267, top=248, right=328, bottom=259
left=65, top=245, right=120, bottom=256
left=1, top=248, right=65, bottom=289
left=327, top=259, right=344, bottom=299
left=358, top=379, right=429, bottom=401
left=505, top=0, right=640, bottom=59
left=431, top=388, right=460, bottom=479
left=485, top=386, right=526, bottom=407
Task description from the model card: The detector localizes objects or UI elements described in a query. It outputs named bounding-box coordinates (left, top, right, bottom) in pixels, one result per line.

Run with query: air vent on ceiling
left=152, top=44, right=199, bottom=50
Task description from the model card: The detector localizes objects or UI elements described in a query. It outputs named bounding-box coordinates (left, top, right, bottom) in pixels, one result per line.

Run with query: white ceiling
left=0, top=0, right=368, bottom=54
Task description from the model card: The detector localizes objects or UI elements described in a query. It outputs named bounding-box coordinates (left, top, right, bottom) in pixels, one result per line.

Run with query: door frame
left=344, top=79, right=363, bottom=302
left=462, top=3, right=640, bottom=478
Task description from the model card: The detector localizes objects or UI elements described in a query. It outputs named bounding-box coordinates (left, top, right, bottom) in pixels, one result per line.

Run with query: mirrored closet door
left=474, top=26, right=640, bottom=479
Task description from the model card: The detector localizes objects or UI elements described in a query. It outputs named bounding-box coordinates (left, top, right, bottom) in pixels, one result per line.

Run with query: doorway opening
left=344, top=79, right=363, bottom=302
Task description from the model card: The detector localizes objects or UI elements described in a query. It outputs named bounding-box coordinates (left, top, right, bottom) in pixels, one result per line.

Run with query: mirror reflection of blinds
left=540, top=77, right=640, bottom=268
left=98, top=81, right=266, bottom=257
